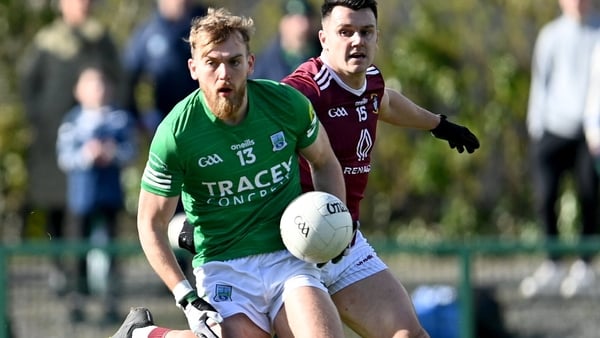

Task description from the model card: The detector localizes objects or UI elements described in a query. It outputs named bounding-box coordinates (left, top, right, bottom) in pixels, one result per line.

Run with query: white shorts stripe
left=320, top=230, right=388, bottom=294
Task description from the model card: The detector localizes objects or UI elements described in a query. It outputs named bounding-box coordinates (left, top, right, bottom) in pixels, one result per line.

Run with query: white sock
left=132, top=325, right=158, bottom=338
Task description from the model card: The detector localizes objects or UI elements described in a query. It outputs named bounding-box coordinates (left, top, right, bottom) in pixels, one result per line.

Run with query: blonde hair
left=188, top=7, right=255, bottom=57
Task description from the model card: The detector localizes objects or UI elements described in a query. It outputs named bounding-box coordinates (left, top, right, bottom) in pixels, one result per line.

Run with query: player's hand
left=430, top=115, right=480, bottom=154
left=317, top=221, right=359, bottom=268
left=177, top=291, right=223, bottom=338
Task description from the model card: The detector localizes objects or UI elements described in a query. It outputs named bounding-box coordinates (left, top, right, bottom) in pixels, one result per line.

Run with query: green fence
left=1, top=237, right=599, bottom=338
left=374, top=237, right=600, bottom=338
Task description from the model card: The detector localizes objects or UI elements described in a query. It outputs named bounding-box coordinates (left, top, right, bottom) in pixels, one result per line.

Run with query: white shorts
left=320, top=230, right=388, bottom=294
left=193, top=249, right=327, bottom=333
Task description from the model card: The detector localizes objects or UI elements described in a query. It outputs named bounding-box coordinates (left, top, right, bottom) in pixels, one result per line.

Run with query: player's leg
left=274, top=285, right=344, bottom=338
left=333, top=269, right=429, bottom=338
left=266, top=250, right=344, bottom=338
left=321, top=231, right=429, bottom=338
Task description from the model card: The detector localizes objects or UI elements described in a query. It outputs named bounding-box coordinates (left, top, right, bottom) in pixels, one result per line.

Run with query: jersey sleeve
left=140, top=121, right=184, bottom=197
left=284, top=84, right=320, bottom=149
left=282, top=70, right=320, bottom=104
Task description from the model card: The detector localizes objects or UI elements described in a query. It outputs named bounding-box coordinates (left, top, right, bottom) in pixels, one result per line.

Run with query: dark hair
left=321, top=0, right=378, bottom=20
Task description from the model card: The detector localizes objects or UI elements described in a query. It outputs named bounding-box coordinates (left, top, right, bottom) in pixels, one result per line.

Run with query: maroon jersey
left=282, top=57, right=385, bottom=221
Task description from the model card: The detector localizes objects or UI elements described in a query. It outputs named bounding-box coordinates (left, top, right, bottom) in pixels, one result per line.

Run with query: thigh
left=332, top=269, right=428, bottom=338
left=274, top=286, right=344, bottom=338
left=221, top=313, right=271, bottom=338
left=194, top=259, right=270, bottom=333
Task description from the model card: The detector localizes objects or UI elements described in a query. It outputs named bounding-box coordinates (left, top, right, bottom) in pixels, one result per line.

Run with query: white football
left=280, top=191, right=353, bottom=264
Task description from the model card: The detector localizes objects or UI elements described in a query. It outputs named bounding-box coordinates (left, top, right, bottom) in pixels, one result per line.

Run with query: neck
left=321, top=54, right=366, bottom=89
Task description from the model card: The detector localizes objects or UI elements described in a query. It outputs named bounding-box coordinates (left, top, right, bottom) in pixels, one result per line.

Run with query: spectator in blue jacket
left=122, top=0, right=206, bottom=134
left=57, top=65, right=137, bottom=323
left=251, top=0, right=320, bottom=81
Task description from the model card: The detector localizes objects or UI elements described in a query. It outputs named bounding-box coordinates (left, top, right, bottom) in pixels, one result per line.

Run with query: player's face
left=320, top=6, right=378, bottom=83
left=188, top=33, right=255, bottom=123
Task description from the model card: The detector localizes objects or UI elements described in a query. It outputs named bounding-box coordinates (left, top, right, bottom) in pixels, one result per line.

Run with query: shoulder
left=157, top=90, right=202, bottom=131
left=249, top=79, right=310, bottom=106
left=286, top=57, right=323, bottom=81
left=249, top=80, right=313, bottom=121
left=62, top=106, right=82, bottom=122
left=365, top=64, right=385, bottom=88
left=34, top=20, right=71, bottom=51
left=107, top=107, right=136, bottom=124
left=539, top=16, right=569, bottom=38
left=282, top=57, right=324, bottom=98
left=366, top=64, right=383, bottom=77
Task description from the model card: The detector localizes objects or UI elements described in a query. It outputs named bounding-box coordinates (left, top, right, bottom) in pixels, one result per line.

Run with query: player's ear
left=318, top=29, right=327, bottom=50
left=188, top=58, right=198, bottom=80
left=247, top=53, right=255, bottom=76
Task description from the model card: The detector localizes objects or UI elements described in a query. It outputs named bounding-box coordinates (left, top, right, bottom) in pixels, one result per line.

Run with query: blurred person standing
left=122, top=0, right=207, bottom=134
left=522, top=0, right=600, bottom=299
left=251, top=0, right=320, bottom=81
left=122, top=0, right=207, bottom=282
left=18, top=0, right=123, bottom=295
left=57, top=66, right=137, bottom=323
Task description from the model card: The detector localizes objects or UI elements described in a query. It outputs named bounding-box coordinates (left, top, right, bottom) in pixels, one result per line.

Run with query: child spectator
left=56, top=65, right=137, bottom=323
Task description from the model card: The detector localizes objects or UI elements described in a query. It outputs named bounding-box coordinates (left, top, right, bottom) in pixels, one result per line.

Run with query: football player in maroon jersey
left=279, top=1, right=479, bottom=337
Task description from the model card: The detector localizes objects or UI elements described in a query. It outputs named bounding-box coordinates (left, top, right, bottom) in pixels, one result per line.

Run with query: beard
left=203, top=82, right=246, bottom=120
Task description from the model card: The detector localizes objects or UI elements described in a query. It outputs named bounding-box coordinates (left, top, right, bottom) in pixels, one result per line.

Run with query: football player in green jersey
left=112, top=7, right=346, bottom=338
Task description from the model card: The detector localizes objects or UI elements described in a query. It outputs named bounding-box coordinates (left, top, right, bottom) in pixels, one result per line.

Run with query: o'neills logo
left=230, top=139, right=255, bottom=150
left=326, top=201, right=348, bottom=215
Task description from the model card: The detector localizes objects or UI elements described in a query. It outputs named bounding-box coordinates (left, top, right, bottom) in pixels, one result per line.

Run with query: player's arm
left=138, top=189, right=223, bottom=336
left=380, top=87, right=480, bottom=153
left=298, top=124, right=346, bottom=204
left=137, top=190, right=184, bottom=290
left=379, top=87, right=440, bottom=129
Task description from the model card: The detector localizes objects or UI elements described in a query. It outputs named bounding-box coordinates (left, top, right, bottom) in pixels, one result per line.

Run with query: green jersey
left=141, top=79, right=319, bottom=266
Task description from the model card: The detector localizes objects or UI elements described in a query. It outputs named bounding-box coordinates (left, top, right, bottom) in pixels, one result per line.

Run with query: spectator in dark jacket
left=122, top=0, right=206, bottom=134
left=251, top=0, right=320, bottom=81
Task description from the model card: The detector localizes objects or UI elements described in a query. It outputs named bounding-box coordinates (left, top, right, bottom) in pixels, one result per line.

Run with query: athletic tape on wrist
left=173, top=279, right=194, bottom=303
